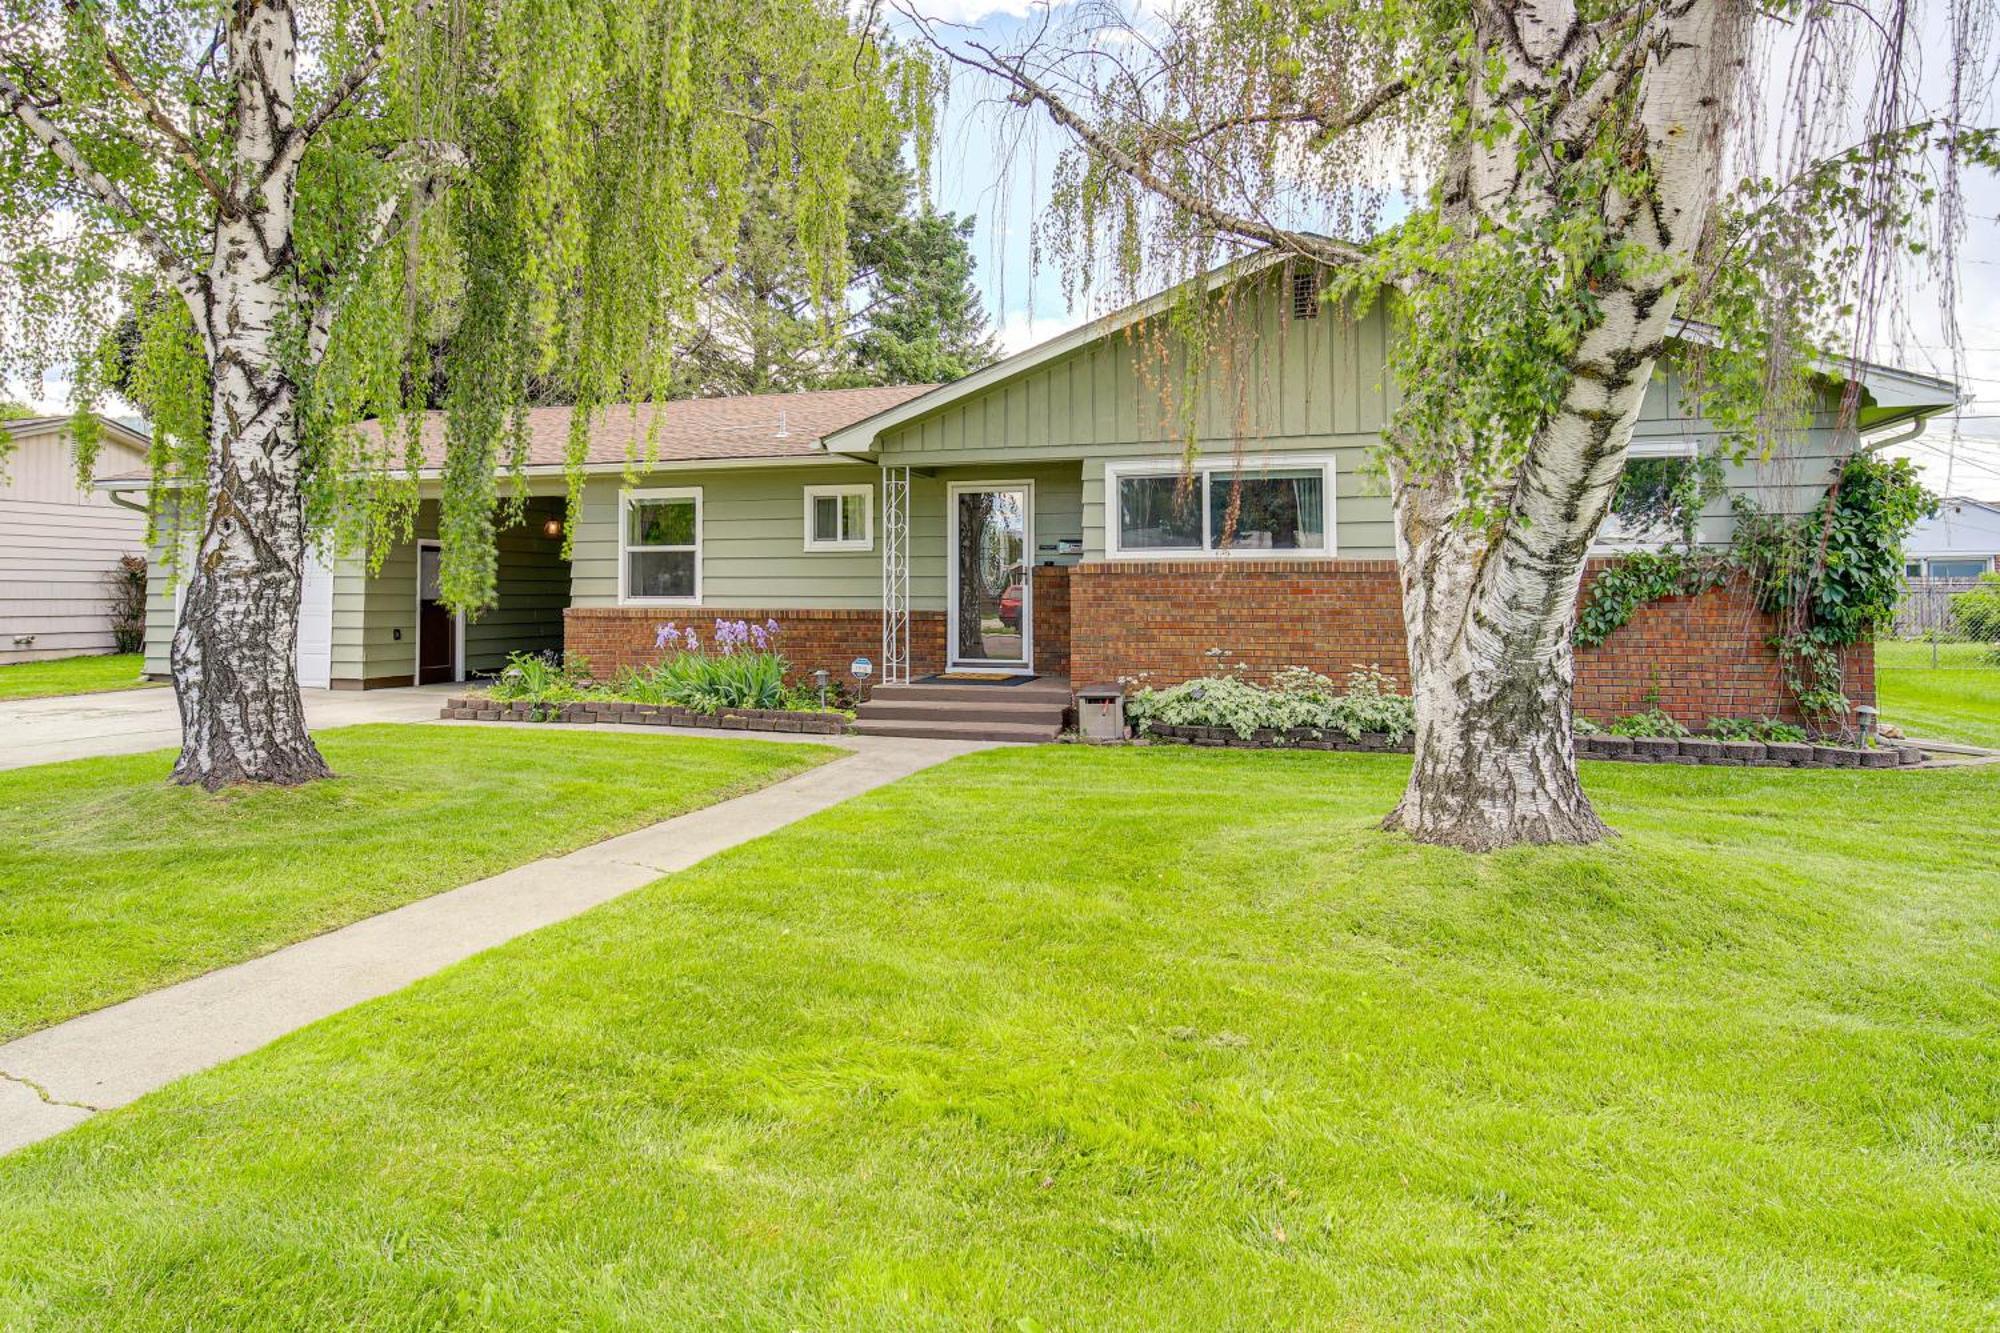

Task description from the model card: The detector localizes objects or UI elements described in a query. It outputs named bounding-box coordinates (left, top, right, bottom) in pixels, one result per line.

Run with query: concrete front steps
left=851, top=678, right=1071, bottom=742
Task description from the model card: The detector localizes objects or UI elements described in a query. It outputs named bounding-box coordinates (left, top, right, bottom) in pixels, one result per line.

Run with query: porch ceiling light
left=542, top=515, right=563, bottom=539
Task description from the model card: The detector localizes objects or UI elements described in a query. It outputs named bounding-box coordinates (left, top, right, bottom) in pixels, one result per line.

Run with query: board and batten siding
left=870, top=268, right=1875, bottom=562
left=874, top=274, right=1401, bottom=559
left=569, top=461, right=1084, bottom=614
left=1, top=423, right=149, bottom=664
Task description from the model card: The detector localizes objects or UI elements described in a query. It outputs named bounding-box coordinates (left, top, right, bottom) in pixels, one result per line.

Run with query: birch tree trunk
left=168, top=0, right=330, bottom=790
left=1381, top=0, right=1742, bottom=849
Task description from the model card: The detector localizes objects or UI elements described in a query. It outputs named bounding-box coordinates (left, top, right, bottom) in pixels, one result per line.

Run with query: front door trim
left=946, top=479, right=1035, bottom=675
left=415, top=539, right=466, bottom=685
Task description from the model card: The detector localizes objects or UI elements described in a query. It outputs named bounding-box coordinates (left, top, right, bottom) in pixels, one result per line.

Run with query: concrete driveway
left=0, top=684, right=457, bottom=772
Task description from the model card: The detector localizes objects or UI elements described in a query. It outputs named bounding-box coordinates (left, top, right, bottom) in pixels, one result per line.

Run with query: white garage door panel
left=169, top=545, right=338, bottom=690
left=295, top=548, right=334, bottom=688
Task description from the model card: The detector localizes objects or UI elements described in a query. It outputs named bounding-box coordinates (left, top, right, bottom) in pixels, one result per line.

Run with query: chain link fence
left=1886, top=577, right=2000, bottom=668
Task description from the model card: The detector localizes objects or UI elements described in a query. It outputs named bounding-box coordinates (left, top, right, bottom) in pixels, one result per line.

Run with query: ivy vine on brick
left=1573, top=550, right=1728, bottom=649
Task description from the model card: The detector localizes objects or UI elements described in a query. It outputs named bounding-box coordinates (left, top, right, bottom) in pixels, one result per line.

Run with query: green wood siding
left=875, top=272, right=1401, bottom=557
left=568, top=463, right=1085, bottom=614
left=570, top=464, right=887, bottom=609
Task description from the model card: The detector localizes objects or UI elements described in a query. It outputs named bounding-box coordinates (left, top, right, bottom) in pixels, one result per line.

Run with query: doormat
left=921, top=672, right=1038, bottom=685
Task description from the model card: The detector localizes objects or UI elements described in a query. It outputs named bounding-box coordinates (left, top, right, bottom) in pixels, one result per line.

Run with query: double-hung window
left=620, top=488, right=701, bottom=603
left=803, top=484, right=873, bottom=551
left=1108, top=458, right=1334, bottom=557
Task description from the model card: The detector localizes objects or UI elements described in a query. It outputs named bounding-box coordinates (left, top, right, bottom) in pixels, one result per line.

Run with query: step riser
left=868, top=685, right=1073, bottom=705
left=853, top=722, right=1059, bottom=742
left=857, top=703, right=1067, bottom=724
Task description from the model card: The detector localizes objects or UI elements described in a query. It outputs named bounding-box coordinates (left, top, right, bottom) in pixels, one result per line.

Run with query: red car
left=998, top=582, right=1023, bottom=629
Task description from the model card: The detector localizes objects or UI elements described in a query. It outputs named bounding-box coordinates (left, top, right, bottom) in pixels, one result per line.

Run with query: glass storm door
left=950, top=485, right=1031, bottom=671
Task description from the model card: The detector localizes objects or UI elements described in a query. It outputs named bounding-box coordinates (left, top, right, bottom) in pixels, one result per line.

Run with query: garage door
left=295, top=547, right=335, bottom=688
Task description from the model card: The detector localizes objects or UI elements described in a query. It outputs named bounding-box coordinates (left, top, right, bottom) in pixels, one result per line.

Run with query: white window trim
left=618, top=486, right=703, bottom=606
left=1594, top=436, right=1704, bottom=552
left=1104, top=456, right=1337, bottom=559
left=803, top=483, right=875, bottom=552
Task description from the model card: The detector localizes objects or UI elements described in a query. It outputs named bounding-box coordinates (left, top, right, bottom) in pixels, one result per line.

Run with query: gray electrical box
left=1074, top=684, right=1126, bottom=742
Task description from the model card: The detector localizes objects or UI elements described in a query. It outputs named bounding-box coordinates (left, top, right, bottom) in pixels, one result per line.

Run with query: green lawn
left=0, top=724, right=834, bottom=1041
left=0, top=652, right=156, bottom=701
left=3, top=748, right=1996, bottom=1328
left=1875, top=638, right=2000, bottom=748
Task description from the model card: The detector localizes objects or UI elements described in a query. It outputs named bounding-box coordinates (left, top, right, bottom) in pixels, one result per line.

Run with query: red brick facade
left=564, top=606, right=945, bottom=690
left=1031, top=564, right=1073, bottom=680
left=1069, top=558, right=1874, bottom=727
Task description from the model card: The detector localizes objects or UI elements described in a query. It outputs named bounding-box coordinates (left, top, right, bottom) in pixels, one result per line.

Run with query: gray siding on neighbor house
left=1, top=426, right=150, bottom=663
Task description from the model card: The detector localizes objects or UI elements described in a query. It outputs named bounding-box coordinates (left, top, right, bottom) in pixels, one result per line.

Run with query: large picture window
left=1108, top=458, right=1334, bottom=557
left=620, top=488, right=701, bottom=603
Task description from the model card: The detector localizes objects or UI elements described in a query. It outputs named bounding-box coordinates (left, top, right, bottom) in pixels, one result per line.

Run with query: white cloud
left=997, top=309, right=1090, bottom=355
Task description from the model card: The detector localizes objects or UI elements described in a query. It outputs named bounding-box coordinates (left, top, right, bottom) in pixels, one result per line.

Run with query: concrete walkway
left=0, top=684, right=455, bottom=771
left=0, top=733, right=985, bottom=1155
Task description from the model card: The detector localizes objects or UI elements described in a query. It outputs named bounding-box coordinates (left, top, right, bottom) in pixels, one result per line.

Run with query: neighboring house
left=109, top=257, right=1960, bottom=727
left=1904, top=496, right=2000, bottom=581
left=0, top=414, right=152, bottom=664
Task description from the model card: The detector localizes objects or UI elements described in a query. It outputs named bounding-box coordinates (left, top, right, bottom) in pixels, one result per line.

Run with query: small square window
left=804, top=485, right=872, bottom=550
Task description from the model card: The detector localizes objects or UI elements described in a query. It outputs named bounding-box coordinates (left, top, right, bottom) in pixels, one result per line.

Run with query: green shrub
left=616, top=650, right=792, bottom=711
left=1125, top=666, right=1414, bottom=742
left=1706, top=716, right=1808, bottom=744
left=486, top=651, right=600, bottom=704
left=1607, top=708, right=1689, bottom=739
left=1951, top=573, right=2000, bottom=643
left=107, top=555, right=147, bottom=654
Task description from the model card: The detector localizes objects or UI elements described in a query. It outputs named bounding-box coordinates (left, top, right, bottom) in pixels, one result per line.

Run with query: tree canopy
left=0, top=0, right=929, bottom=611
left=671, top=141, right=998, bottom=396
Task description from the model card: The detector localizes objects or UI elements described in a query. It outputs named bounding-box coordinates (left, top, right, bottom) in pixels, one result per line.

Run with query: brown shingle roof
left=98, top=385, right=932, bottom=483
left=371, top=384, right=934, bottom=469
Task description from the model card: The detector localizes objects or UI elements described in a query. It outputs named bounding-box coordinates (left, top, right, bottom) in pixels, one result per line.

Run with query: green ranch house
left=113, top=257, right=1959, bottom=741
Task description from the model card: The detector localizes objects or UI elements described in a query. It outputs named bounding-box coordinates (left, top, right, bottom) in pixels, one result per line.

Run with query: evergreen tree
left=675, top=143, right=995, bottom=394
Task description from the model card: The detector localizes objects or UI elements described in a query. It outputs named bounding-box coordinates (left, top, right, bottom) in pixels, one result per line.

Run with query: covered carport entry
left=329, top=495, right=571, bottom=689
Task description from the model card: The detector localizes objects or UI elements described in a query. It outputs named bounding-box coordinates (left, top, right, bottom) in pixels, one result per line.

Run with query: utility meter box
left=1075, top=684, right=1126, bottom=742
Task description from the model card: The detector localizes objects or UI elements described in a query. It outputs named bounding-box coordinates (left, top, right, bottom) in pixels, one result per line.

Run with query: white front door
left=948, top=483, right=1033, bottom=672
left=295, top=547, right=335, bottom=689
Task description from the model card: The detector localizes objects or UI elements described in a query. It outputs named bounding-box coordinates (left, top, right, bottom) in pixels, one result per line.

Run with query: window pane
left=629, top=498, right=695, bottom=546
left=1208, top=469, right=1324, bottom=550
left=418, top=545, right=443, bottom=601
left=628, top=549, right=695, bottom=599
left=1117, top=474, right=1201, bottom=550
left=812, top=494, right=841, bottom=543
left=839, top=491, right=868, bottom=541
left=1929, top=559, right=1988, bottom=579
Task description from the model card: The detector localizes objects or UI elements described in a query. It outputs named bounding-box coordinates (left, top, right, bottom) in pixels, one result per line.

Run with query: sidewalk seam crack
left=0, top=1068, right=102, bottom=1114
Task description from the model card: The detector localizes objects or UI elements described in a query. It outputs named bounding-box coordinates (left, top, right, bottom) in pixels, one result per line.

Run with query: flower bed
left=440, top=697, right=848, bottom=735
left=445, top=620, right=854, bottom=735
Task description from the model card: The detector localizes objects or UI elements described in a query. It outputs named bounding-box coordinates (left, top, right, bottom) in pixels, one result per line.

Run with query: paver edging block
left=441, top=698, right=852, bottom=736
left=1135, top=721, right=1910, bottom=770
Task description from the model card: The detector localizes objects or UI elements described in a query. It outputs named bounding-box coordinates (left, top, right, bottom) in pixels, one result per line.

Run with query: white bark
left=168, top=0, right=329, bottom=789
left=1383, top=0, right=1743, bottom=849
